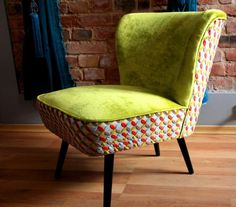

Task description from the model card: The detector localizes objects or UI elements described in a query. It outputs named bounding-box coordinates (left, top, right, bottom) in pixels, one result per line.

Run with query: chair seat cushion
left=37, top=85, right=186, bottom=122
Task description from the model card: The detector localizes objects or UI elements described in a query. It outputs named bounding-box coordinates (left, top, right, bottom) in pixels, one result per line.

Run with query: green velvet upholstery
left=37, top=10, right=226, bottom=123
left=116, top=10, right=227, bottom=106
left=38, top=85, right=185, bottom=122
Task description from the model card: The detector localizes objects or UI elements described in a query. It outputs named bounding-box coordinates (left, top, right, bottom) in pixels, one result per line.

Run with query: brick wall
left=6, top=0, right=236, bottom=92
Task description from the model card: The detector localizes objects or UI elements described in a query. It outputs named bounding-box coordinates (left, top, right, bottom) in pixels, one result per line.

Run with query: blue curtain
left=167, top=0, right=197, bottom=11
left=22, top=0, right=74, bottom=100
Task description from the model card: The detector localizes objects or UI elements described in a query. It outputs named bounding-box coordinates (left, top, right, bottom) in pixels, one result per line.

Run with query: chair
left=37, top=10, right=226, bottom=207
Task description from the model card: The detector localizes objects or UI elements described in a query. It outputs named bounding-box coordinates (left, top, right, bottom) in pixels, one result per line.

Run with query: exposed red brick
left=230, top=36, right=236, bottom=47
left=100, top=55, right=116, bottom=68
left=198, top=0, right=218, bottom=5
left=114, top=0, right=136, bottom=12
left=8, top=22, right=23, bottom=92
left=60, top=2, right=68, bottom=14
left=66, top=41, right=107, bottom=54
left=7, top=3, right=22, bottom=15
left=79, top=55, right=100, bottom=67
left=213, top=49, right=224, bottom=62
left=75, top=81, right=96, bottom=86
left=105, top=69, right=120, bottom=81
left=226, top=19, right=236, bottom=34
left=112, top=13, right=123, bottom=25
left=152, top=0, right=167, bottom=6
left=219, top=0, right=232, bottom=4
left=208, top=76, right=236, bottom=91
left=71, top=69, right=83, bottom=80
left=72, top=29, right=92, bottom=41
left=10, top=30, right=24, bottom=43
left=66, top=42, right=80, bottom=55
left=79, top=14, right=113, bottom=27
left=70, top=69, right=83, bottom=81
left=66, top=56, right=78, bottom=68
left=68, top=1, right=89, bottom=14
left=211, top=63, right=226, bottom=76
left=107, top=39, right=116, bottom=53
left=226, top=63, right=236, bottom=76
left=91, top=0, right=112, bottom=12
left=61, top=15, right=80, bottom=28
left=93, top=27, right=116, bottom=40
left=84, top=68, right=105, bottom=80
left=219, top=36, right=231, bottom=48
left=138, top=0, right=150, bottom=10
left=63, top=29, right=70, bottom=41
left=225, top=49, right=236, bottom=60
left=12, top=43, right=23, bottom=70
left=8, top=16, right=23, bottom=29
left=6, top=0, right=236, bottom=93
left=221, top=5, right=236, bottom=16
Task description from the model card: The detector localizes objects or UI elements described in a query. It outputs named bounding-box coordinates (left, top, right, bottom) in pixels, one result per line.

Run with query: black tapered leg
left=154, top=143, right=160, bottom=156
left=54, top=140, right=69, bottom=179
left=177, top=138, right=194, bottom=174
left=104, top=154, right=114, bottom=207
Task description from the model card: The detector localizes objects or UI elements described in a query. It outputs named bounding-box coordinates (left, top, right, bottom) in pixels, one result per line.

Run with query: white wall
left=199, top=93, right=236, bottom=125
left=0, top=1, right=41, bottom=124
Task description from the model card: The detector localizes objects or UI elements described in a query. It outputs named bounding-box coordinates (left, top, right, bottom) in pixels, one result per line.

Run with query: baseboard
left=0, top=124, right=235, bottom=134
left=195, top=125, right=236, bottom=135
left=0, top=124, right=49, bottom=133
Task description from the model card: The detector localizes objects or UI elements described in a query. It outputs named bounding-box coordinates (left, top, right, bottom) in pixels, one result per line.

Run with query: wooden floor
left=0, top=126, right=236, bottom=207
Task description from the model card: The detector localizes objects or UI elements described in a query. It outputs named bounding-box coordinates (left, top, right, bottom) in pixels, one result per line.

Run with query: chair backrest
left=116, top=10, right=227, bottom=108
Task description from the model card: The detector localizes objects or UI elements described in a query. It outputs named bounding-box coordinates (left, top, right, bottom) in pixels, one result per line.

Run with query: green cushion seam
left=38, top=97, right=187, bottom=123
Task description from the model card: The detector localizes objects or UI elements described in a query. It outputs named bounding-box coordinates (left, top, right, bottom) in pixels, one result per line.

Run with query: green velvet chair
left=37, top=10, right=226, bottom=207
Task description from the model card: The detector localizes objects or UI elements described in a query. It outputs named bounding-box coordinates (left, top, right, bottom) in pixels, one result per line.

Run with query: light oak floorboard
left=0, top=128, right=236, bottom=207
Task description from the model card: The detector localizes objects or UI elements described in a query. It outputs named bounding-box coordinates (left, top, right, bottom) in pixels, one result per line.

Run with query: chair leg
left=177, top=138, right=194, bottom=174
left=154, top=143, right=160, bottom=156
left=54, top=140, right=69, bottom=179
left=104, top=154, right=114, bottom=207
